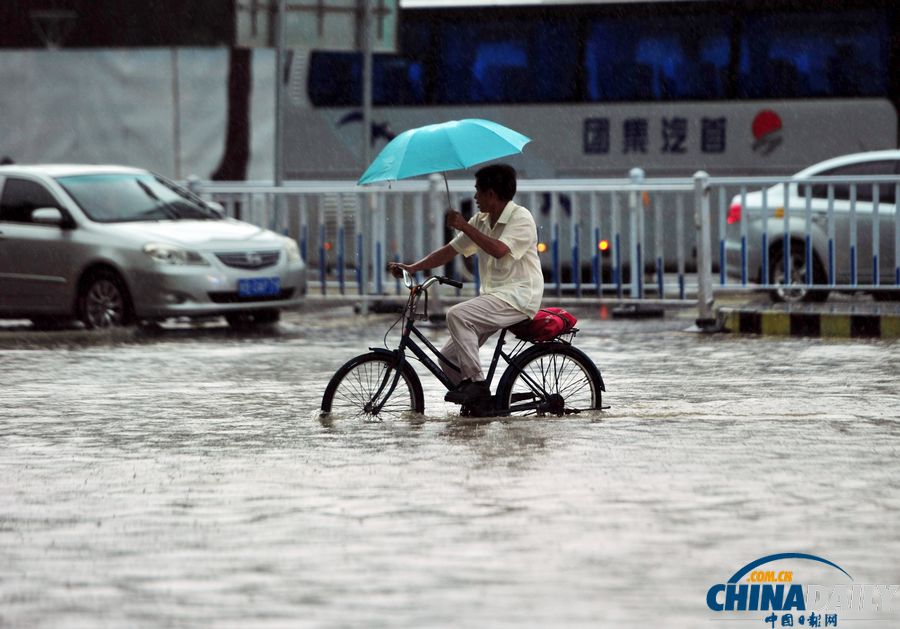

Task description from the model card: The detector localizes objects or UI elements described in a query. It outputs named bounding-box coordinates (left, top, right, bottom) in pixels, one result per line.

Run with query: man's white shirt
left=449, top=200, right=544, bottom=318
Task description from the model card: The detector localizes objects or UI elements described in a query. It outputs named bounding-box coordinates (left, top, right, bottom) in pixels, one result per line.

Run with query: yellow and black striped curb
left=718, top=308, right=900, bottom=339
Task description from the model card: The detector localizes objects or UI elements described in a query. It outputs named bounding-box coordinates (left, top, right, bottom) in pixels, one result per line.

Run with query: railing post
left=427, top=174, right=444, bottom=318
left=551, top=192, right=561, bottom=296
left=358, top=191, right=376, bottom=314
left=374, top=194, right=384, bottom=296
left=694, top=170, right=717, bottom=331
left=628, top=167, right=644, bottom=299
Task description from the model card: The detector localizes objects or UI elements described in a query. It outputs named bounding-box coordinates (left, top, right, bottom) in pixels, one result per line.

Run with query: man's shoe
left=444, top=378, right=472, bottom=404
left=444, top=380, right=491, bottom=404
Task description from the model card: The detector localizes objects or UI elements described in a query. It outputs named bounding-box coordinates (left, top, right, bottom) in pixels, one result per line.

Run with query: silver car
left=725, top=150, right=899, bottom=303
left=0, top=164, right=306, bottom=328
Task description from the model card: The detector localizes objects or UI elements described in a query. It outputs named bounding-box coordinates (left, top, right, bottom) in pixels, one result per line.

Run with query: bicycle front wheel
left=495, top=344, right=604, bottom=417
left=321, top=352, right=424, bottom=420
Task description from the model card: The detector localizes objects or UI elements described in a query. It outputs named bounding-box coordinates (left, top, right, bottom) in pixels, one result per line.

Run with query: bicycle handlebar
left=437, top=276, right=463, bottom=289
left=421, top=275, right=463, bottom=290
left=404, top=270, right=463, bottom=291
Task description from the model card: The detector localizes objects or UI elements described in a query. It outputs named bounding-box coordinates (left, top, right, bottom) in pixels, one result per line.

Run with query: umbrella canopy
left=357, top=118, right=531, bottom=185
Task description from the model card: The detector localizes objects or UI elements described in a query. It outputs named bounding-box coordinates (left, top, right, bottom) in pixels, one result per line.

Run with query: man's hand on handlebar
left=388, top=261, right=414, bottom=279
left=386, top=263, right=463, bottom=290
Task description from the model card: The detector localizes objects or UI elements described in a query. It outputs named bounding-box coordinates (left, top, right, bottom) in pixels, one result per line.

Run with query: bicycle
left=320, top=270, right=606, bottom=420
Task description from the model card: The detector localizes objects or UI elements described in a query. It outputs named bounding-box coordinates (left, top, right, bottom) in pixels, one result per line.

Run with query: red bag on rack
left=509, top=307, right=577, bottom=342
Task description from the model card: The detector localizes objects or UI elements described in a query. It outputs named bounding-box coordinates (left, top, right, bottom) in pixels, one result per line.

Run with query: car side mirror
left=32, top=207, right=69, bottom=227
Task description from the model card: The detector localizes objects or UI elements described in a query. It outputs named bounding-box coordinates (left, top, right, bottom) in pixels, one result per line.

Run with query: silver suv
left=0, top=164, right=306, bottom=329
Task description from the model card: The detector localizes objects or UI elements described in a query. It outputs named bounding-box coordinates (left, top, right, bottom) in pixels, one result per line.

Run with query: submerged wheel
left=321, top=352, right=424, bottom=420
left=77, top=269, right=132, bottom=329
left=495, top=343, right=604, bottom=417
left=769, top=242, right=828, bottom=304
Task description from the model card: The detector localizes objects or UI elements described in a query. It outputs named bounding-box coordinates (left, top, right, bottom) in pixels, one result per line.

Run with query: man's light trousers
left=439, top=294, right=529, bottom=385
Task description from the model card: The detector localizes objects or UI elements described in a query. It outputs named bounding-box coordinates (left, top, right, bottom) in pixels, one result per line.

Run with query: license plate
left=238, top=277, right=280, bottom=297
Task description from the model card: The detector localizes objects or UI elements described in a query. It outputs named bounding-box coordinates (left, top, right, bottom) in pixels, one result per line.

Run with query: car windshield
left=56, top=173, right=221, bottom=222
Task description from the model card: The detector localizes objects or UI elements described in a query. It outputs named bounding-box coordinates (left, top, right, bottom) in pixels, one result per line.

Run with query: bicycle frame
left=370, top=273, right=564, bottom=416
left=396, top=313, right=520, bottom=392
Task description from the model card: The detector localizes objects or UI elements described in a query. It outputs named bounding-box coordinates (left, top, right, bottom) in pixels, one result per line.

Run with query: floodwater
left=1, top=308, right=898, bottom=628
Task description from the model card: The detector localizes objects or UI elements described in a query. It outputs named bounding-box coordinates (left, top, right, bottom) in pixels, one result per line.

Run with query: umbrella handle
left=442, top=172, right=451, bottom=208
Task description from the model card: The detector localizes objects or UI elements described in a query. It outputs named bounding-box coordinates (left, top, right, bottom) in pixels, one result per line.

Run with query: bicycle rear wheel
left=321, top=352, right=424, bottom=420
left=495, top=344, right=604, bottom=417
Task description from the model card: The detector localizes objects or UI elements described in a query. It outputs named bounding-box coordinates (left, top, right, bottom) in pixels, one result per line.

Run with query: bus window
left=308, top=51, right=426, bottom=107
left=309, top=51, right=359, bottom=107
left=738, top=10, right=889, bottom=99
left=585, top=14, right=732, bottom=102
left=435, top=20, right=578, bottom=104
left=375, top=57, right=425, bottom=105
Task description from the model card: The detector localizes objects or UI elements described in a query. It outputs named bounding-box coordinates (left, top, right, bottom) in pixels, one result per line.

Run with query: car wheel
left=225, top=309, right=281, bottom=330
left=77, top=270, right=132, bottom=329
left=769, top=242, right=828, bottom=304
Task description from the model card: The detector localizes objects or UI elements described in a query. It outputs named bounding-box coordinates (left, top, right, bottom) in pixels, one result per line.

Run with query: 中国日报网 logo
left=706, top=553, right=899, bottom=626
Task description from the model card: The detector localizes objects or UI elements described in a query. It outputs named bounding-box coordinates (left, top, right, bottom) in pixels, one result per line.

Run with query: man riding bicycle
left=388, top=164, right=544, bottom=406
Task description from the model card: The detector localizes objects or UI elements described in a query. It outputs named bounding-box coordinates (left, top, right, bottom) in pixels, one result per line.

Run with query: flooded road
left=1, top=308, right=898, bottom=628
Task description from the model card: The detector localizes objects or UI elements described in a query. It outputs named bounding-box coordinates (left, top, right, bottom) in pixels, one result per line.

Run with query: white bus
left=283, top=0, right=898, bottom=180
left=273, top=0, right=899, bottom=284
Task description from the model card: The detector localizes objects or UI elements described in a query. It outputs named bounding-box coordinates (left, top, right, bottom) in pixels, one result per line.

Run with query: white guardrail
left=189, top=171, right=900, bottom=322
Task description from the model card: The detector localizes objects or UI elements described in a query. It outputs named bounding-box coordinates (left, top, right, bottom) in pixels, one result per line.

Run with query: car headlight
left=143, top=243, right=209, bottom=266
left=283, top=237, right=301, bottom=262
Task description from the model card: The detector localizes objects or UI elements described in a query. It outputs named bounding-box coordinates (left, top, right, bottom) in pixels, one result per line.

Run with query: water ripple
left=1, top=315, right=898, bottom=627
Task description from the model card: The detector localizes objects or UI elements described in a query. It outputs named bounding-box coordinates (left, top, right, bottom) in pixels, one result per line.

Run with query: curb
left=718, top=308, right=900, bottom=339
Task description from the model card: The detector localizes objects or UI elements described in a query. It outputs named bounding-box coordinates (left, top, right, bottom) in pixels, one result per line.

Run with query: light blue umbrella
left=357, top=118, right=531, bottom=199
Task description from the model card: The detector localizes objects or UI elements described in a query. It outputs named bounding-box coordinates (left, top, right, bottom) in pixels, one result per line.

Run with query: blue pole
left=552, top=223, right=560, bottom=291
left=394, top=254, right=401, bottom=294
left=356, top=233, right=364, bottom=295
left=376, top=241, right=383, bottom=295
left=741, top=236, right=747, bottom=286
left=573, top=224, right=581, bottom=298
left=784, top=234, right=790, bottom=289
left=473, top=254, right=480, bottom=295
left=318, top=224, right=326, bottom=295
left=719, top=240, right=726, bottom=285
left=636, top=242, right=643, bottom=299
left=656, top=256, right=663, bottom=297
left=338, top=226, right=345, bottom=294
left=615, top=233, right=622, bottom=298
left=300, top=224, right=308, bottom=267
left=806, top=234, right=813, bottom=287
